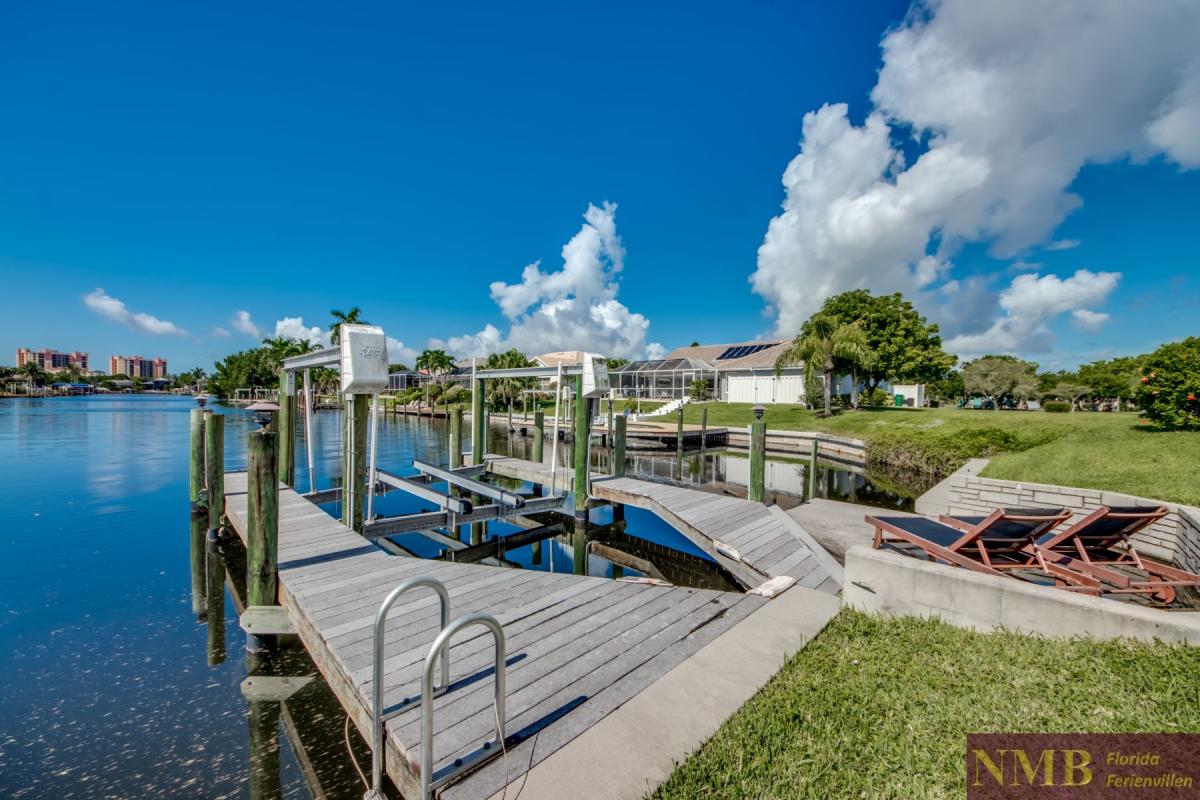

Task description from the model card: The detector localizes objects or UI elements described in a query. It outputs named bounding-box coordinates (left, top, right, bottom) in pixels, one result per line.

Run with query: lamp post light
left=247, top=401, right=279, bottom=430
left=196, top=393, right=209, bottom=410
left=753, top=404, right=764, bottom=421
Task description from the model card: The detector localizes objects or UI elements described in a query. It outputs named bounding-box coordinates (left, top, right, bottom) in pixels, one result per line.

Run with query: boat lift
left=278, top=326, right=579, bottom=547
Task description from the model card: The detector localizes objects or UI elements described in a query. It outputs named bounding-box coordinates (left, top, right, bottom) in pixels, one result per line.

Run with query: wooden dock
left=222, top=471, right=777, bottom=799
left=485, top=455, right=843, bottom=593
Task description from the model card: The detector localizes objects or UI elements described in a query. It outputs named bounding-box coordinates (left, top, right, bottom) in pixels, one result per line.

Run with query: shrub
left=865, top=427, right=1059, bottom=480
left=1043, top=400, right=1071, bottom=413
left=1135, top=337, right=1200, bottom=431
left=865, top=388, right=891, bottom=406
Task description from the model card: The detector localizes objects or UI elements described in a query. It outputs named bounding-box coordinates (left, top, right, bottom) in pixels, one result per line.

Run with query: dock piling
left=471, top=378, right=485, bottom=466
left=572, top=375, right=588, bottom=520
left=342, top=394, right=368, bottom=533
left=205, top=412, right=225, bottom=536
left=675, top=407, right=684, bottom=459
left=748, top=420, right=766, bottom=504
left=807, top=437, right=819, bottom=501
left=449, top=405, right=463, bottom=470
left=612, top=415, right=626, bottom=522
left=247, top=426, right=280, bottom=611
left=531, top=409, right=544, bottom=496
left=277, top=370, right=296, bottom=488
left=189, top=409, right=206, bottom=504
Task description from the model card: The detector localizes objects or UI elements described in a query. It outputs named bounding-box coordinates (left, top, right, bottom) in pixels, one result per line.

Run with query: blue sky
left=2, top=0, right=1197, bottom=373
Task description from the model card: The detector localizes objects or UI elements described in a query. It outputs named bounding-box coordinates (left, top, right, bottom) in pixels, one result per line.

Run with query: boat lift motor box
left=580, top=352, right=611, bottom=398
left=339, top=324, right=389, bottom=394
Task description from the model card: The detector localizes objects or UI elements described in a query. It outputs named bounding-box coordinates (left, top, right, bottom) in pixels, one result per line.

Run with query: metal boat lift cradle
left=364, top=576, right=507, bottom=800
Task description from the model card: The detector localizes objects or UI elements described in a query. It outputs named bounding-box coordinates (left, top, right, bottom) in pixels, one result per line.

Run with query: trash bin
left=894, top=394, right=904, bottom=407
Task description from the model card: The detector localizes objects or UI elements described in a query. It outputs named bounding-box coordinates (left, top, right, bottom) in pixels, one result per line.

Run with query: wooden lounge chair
left=946, top=505, right=1193, bottom=604
left=865, top=507, right=1093, bottom=590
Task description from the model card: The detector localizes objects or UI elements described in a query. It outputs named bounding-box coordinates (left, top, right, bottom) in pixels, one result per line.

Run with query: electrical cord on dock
left=346, top=713, right=369, bottom=789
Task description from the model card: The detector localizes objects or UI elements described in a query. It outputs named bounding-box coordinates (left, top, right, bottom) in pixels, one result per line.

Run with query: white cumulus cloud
left=273, top=316, right=331, bottom=349
left=83, top=288, right=187, bottom=335
left=210, top=326, right=231, bottom=338
left=945, top=270, right=1119, bottom=356
left=386, top=337, right=419, bottom=366
left=232, top=310, right=262, bottom=338
left=751, top=0, right=1200, bottom=356
left=437, top=203, right=657, bottom=360
left=1071, top=309, right=1110, bottom=332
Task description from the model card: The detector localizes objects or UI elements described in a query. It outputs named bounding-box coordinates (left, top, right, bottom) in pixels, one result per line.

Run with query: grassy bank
left=652, top=610, right=1200, bottom=800
left=678, top=403, right=1200, bottom=505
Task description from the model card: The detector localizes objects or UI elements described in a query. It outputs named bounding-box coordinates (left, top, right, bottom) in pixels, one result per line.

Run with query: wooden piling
left=700, top=405, right=708, bottom=450
left=206, top=537, right=227, bottom=666
left=612, top=414, right=627, bottom=521
left=532, top=409, right=545, bottom=496
left=247, top=427, right=279, bottom=607
left=573, top=375, right=588, bottom=513
left=204, top=412, right=225, bottom=532
left=342, top=394, right=368, bottom=533
left=675, top=407, right=684, bottom=458
left=247, top=697, right=282, bottom=800
left=190, top=501, right=208, bottom=618
left=748, top=420, right=766, bottom=504
left=606, top=398, right=614, bottom=447
left=807, top=437, right=819, bottom=501
left=471, top=378, right=485, bottom=466
left=449, top=405, right=463, bottom=470
left=189, top=408, right=206, bottom=504
left=277, top=369, right=296, bottom=488
left=612, top=415, right=626, bottom=477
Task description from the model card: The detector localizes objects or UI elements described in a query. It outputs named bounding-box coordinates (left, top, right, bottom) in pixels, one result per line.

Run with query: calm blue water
left=0, top=395, right=910, bottom=799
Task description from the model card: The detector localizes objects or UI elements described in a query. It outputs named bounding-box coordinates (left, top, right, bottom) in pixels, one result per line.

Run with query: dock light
left=196, top=393, right=209, bottom=409
left=247, top=401, right=279, bottom=430
left=753, top=404, right=764, bottom=420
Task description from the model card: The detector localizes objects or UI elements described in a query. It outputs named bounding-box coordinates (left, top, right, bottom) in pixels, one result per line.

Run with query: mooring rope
left=345, top=713, right=368, bottom=789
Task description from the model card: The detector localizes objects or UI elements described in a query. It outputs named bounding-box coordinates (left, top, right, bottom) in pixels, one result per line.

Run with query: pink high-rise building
left=15, top=348, right=89, bottom=372
left=109, top=355, right=168, bottom=379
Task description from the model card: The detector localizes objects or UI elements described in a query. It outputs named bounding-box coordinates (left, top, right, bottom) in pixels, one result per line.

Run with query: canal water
left=0, top=396, right=919, bottom=799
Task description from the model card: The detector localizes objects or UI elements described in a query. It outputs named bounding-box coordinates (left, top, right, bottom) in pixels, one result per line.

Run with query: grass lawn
left=678, top=403, right=1200, bottom=505
left=651, top=610, right=1200, bottom=800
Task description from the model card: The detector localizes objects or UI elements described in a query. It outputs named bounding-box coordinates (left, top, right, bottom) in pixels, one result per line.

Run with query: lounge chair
left=945, top=505, right=1194, bottom=604
left=865, top=507, right=1092, bottom=589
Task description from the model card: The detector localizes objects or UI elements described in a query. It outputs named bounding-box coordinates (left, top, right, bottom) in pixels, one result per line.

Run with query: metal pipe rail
left=411, top=459, right=525, bottom=509
left=361, top=493, right=567, bottom=537
left=375, top=470, right=473, bottom=516
left=281, top=348, right=341, bottom=371
left=368, top=577, right=452, bottom=800
left=420, top=612, right=506, bottom=799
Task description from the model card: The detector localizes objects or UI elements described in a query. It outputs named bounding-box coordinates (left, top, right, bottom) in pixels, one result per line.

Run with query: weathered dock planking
left=485, top=455, right=844, bottom=593
left=222, top=471, right=771, bottom=799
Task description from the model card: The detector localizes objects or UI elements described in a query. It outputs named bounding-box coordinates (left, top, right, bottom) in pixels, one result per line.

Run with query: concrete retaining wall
left=724, top=428, right=867, bottom=462
left=843, top=546, right=1200, bottom=645
left=915, top=463, right=1200, bottom=565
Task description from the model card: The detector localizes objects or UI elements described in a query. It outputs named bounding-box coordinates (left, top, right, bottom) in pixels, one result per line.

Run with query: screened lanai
left=610, top=358, right=717, bottom=400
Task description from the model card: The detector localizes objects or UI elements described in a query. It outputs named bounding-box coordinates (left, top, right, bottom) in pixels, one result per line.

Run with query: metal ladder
left=365, top=577, right=507, bottom=800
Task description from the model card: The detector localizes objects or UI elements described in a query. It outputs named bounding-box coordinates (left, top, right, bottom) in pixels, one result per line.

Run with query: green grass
left=678, top=403, right=1200, bottom=505
left=651, top=610, right=1200, bottom=800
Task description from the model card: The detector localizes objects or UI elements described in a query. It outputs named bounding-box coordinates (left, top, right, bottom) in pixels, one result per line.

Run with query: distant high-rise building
left=109, top=355, right=168, bottom=379
left=15, top=348, right=89, bottom=372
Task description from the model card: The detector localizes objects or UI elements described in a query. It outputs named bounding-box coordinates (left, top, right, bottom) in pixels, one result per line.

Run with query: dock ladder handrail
left=420, top=612, right=506, bottom=800
left=368, top=577, right=452, bottom=800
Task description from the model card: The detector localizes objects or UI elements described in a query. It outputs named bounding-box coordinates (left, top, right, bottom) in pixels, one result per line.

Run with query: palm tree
left=484, top=349, right=533, bottom=429
left=774, top=313, right=872, bottom=417
left=18, top=362, right=46, bottom=393
left=328, top=307, right=367, bottom=345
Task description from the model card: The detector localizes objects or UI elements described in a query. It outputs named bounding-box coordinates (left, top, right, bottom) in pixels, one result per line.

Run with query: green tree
left=207, top=337, right=315, bottom=399
left=928, top=370, right=965, bottom=403
left=18, top=362, right=47, bottom=390
left=1078, top=355, right=1145, bottom=410
left=775, top=312, right=872, bottom=417
left=483, top=349, right=534, bottom=422
left=961, top=355, right=1038, bottom=409
left=388, top=363, right=411, bottom=373
left=1135, top=337, right=1200, bottom=430
left=414, top=349, right=455, bottom=381
left=328, top=307, right=367, bottom=345
left=606, top=357, right=630, bottom=369
left=818, top=290, right=955, bottom=400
